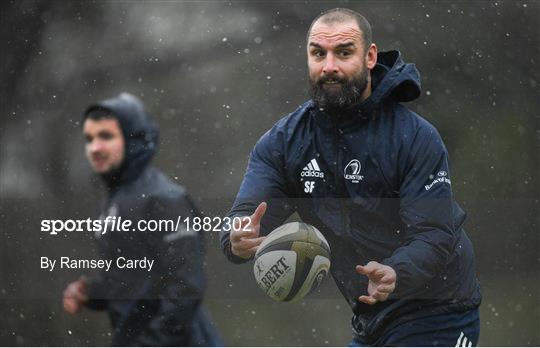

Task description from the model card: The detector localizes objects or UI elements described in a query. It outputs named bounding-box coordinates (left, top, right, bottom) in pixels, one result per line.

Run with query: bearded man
left=220, top=8, right=481, bottom=347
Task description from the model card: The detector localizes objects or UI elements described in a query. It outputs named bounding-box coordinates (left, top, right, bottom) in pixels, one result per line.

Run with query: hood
left=369, top=50, right=421, bottom=107
left=312, top=50, right=421, bottom=129
left=84, top=92, right=158, bottom=189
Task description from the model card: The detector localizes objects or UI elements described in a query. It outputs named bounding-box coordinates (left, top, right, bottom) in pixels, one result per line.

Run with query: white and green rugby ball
left=253, top=222, right=331, bottom=302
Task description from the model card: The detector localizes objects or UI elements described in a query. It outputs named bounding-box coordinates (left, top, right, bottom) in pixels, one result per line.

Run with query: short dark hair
left=84, top=106, right=115, bottom=121
left=307, top=8, right=372, bottom=52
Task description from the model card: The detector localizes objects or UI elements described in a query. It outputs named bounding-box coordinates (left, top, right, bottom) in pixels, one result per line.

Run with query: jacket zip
left=334, top=125, right=351, bottom=235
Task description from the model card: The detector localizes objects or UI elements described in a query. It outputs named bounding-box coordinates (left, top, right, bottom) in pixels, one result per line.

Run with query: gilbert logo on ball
left=254, top=222, right=331, bottom=302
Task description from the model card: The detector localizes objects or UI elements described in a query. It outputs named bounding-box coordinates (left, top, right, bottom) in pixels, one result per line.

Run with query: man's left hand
left=356, top=261, right=396, bottom=305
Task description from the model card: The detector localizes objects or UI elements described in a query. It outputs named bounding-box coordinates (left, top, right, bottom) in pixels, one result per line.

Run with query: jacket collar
left=310, top=97, right=374, bottom=133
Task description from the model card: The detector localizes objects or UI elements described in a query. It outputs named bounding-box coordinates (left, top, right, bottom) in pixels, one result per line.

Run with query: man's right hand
left=230, top=202, right=267, bottom=259
left=63, top=276, right=89, bottom=314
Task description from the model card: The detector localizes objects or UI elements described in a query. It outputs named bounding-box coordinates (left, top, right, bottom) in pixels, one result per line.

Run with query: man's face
left=307, top=19, right=376, bottom=111
left=83, top=117, right=125, bottom=174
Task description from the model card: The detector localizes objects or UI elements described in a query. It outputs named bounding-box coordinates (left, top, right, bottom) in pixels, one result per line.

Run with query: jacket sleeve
left=86, top=226, right=109, bottom=310
left=134, top=192, right=206, bottom=346
left=221, top=129, right=295, bottom=263
left=383, top=124, right=459, bottom=298
left=85, top=276, right=109, bottom=311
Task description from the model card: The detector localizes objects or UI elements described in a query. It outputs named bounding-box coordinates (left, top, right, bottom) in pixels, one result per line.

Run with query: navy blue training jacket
left=220, top=51, right=481, bottom=341
left=84, top=94, right=221, bottom=346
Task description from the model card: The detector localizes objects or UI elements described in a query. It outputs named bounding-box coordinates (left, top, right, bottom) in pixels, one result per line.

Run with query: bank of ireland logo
left=344, top=159, right=364, bottom=183
left=425, top=170, right=451, bottom=191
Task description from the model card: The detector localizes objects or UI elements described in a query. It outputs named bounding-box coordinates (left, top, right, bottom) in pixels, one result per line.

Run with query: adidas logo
left=301, top=159, right=324, bottom=178
left=455, top=332, right=473, bottom=347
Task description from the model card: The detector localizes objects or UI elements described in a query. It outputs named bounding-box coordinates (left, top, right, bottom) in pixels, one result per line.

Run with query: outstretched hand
left=63, top=276, right=89, bottom=314
left=356, top=261, right=396, bottom=305
left=230, top=202, right=267, bottom=259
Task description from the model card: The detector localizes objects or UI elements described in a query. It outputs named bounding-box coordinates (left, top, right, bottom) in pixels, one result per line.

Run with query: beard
left=309, top=68, right=369, bottom=114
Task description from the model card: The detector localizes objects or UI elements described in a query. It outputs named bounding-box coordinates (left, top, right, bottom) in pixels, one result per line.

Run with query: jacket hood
left=312, top=50, right=421, bottom=130
left=369, top=50, right=421, bottom=106
left=84, top=92, right=158, bottom=189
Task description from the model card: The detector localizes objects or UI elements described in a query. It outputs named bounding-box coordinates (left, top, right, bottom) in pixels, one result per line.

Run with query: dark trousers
left=349, top=308, right=480, bottom=347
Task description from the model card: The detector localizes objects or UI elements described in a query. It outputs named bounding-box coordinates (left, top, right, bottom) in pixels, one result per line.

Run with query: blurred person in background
left=221, top=8, right=481, bottom=347
left=63, top=92, right=221, bottom=346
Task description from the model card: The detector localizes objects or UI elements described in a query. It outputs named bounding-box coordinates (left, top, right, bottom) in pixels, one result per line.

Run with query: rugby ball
left=253, top=222, right=331, bottom=302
